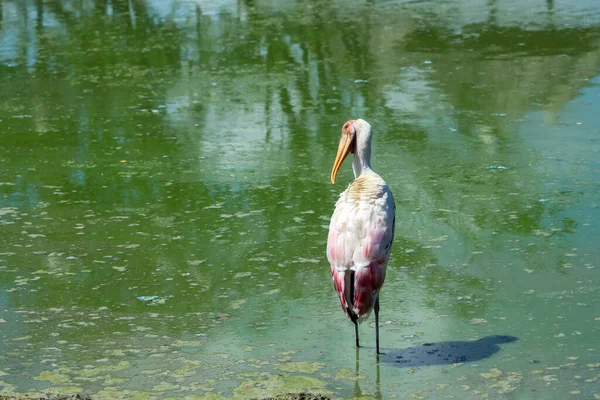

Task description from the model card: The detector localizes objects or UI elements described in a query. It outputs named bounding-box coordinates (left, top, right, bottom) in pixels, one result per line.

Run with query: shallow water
left=0, top=0, right=599, bottom=399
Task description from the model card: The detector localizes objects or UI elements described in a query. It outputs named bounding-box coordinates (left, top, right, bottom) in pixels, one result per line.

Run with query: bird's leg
left=375, top=296, right=380, bottom=354
left=349, top=270, right=360, bottom=348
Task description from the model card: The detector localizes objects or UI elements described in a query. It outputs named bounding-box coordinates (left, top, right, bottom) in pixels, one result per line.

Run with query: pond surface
left=1, top=0, right=599, bottom=399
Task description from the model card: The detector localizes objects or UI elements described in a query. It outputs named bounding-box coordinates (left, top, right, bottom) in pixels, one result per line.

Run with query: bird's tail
left=332, top=261, right=385, bottom=323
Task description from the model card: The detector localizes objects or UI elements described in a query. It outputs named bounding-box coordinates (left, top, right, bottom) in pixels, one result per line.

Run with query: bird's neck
left=352, top=150, right=372, bottom=178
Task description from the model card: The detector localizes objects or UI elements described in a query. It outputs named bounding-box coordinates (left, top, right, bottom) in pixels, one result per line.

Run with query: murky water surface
left=1, top=0, right=599, bottom=399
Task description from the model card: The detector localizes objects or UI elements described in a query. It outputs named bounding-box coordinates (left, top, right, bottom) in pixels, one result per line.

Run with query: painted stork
left=326, top=119, right=395, bottom=354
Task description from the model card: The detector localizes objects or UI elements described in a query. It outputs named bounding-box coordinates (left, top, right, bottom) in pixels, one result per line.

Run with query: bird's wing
left=327, top=176, right=395, bottom=271
left=327, top=175, right=395, bottom=319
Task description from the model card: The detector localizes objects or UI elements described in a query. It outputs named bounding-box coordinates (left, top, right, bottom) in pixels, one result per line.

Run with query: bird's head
left=330, top=119, right=372, bottom=184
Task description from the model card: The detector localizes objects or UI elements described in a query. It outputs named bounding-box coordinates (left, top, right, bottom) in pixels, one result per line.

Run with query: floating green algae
left=334, top=369, right=365, bottom=381
left=233, top=372, right=328, bottom=399
left=275, top=362, right=326, bottom=374
left=34, top=371, right=70, bottom=384
left=0, top=380, right=18, bottom=395
left=94, top=388, right=155, bottom=399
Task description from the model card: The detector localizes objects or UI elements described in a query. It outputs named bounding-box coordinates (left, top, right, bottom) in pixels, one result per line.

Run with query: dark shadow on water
left=353, top=336, right=516, bottom=398
left=380, top=335, right=518, bottom=367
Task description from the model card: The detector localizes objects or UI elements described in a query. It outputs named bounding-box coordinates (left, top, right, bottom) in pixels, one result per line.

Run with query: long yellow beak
left=330, top=122, right=356, bottom=184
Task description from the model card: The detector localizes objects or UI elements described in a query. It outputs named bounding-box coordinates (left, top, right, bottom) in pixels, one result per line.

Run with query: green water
left=1, top=0, right=599, bottom=399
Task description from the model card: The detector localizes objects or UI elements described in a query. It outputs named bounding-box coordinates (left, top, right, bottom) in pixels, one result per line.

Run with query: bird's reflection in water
left=375, top=354, right=381, bottom=400
left=381, top=335, right=518, bottom=367
left=352, top=348, right=382, bottom=400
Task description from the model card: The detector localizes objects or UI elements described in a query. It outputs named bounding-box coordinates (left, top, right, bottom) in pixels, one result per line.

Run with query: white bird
left=326, top=119, right=395, bottom=354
